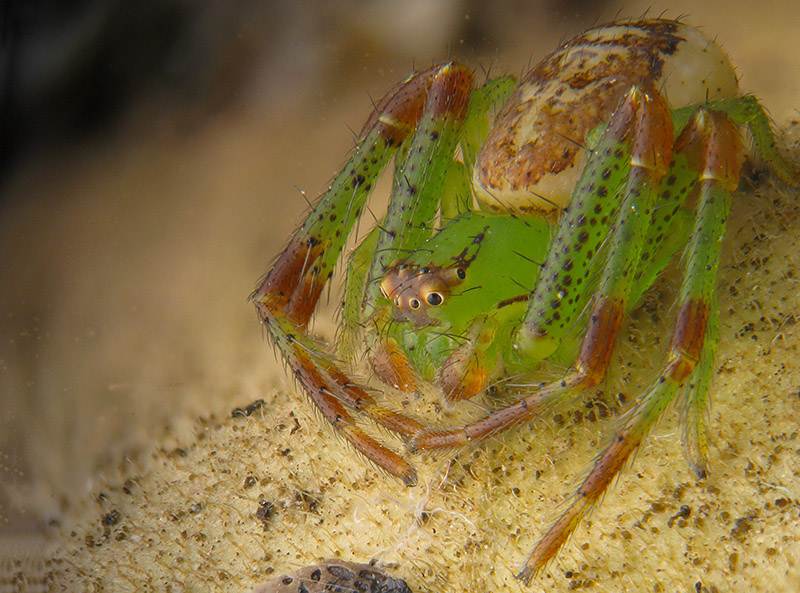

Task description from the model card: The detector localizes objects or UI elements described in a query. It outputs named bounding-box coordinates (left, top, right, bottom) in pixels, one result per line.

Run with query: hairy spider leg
left=343, top=63, right=474, bottom=393
left=364, top=65, right=474, bottom=301
left=440, top=76, right=518, bottom=219
left=518, top=107, right=744, bottom=583
left=673, top=95, right=795, bottom=186
left=252, top=63, right=474, bottom=486
left=643, top=93, right=797, bottom=481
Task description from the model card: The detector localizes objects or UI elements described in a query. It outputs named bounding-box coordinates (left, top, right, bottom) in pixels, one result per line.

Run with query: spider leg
left=518, top=108, right=744, bottom=583
left=253, top=63, right=474, bottom=486
left=673, top=95, right=796, bottom=185
left=439, top=313, right=499, bottom=402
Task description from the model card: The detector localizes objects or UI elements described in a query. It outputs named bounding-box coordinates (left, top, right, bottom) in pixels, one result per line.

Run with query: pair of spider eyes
left=407, top=267, right=466, bottom=309
left=408, top=292, right=444, bottom=310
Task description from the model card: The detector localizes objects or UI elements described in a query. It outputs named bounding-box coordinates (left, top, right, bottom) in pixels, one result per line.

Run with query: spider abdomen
left=474, top=20, right=740, bottom=212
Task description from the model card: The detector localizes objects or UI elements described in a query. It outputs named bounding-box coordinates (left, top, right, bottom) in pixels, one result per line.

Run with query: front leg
left=252, top=63, right=473, bottom=485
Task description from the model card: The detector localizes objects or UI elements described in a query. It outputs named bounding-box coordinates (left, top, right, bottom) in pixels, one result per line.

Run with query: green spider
left=252, top=19, right=794, bottom=583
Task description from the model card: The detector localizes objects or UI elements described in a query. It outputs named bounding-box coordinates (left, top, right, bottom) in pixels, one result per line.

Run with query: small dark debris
left=101, top=510, right=120, bottom=527
left=256, top=500, right=275, bottom=530
left=295, top=490, right=319, bottom=513
left=244, top=475, right=258, bottom=489
left=667, top=505, right=691, bottom=528
left=730, top=516, right=755, bottom=540
left=188, top=502, right=203, bottom=514
left=232, top=399, right=266, bottom=417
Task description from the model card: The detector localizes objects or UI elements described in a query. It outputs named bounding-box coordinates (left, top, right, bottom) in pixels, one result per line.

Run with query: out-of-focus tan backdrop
left=1, top=1, right=799, bottom=591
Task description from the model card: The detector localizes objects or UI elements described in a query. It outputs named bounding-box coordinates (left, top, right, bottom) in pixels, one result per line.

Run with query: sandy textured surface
left=2, top=1, right=799, bottom=592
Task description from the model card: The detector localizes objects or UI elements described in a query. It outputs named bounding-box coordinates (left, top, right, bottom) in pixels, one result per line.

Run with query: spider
left=251, top=18, right=794, bottom=583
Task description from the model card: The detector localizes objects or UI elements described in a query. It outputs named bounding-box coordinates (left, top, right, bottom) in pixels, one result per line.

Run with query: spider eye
left=426, top=292, right=443, bottom=306
left=409, top=298, right=421, bottom=310
left=456, top=268, right=466, bottom=280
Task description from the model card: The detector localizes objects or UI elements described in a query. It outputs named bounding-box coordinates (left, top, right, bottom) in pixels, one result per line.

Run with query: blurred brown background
left=1, top=0, right=798, bottom=560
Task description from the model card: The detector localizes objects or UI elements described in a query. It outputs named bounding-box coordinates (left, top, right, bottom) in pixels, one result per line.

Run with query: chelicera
left=251, top=19, right=794, bottom=582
